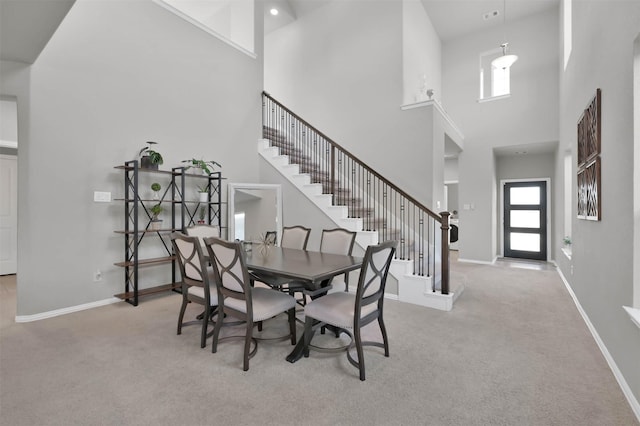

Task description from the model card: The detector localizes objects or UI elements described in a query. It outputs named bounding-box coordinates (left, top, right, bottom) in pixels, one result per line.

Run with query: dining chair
left=251, top=225, right=311, bottom=294
left=185, top=224, right=220, bottom=264
left=280, top=225, right=311, bottom=250
left=203, top=236, right=297, bottom=371
left=301, top=240, right=397, bottom=381
left=288, top=227, right=358, bottom=308
left=171, top=232, right=219, bottom=349
left=319, top=228, right=357, bottom=292
left=185, top=224, right=220, bottom=247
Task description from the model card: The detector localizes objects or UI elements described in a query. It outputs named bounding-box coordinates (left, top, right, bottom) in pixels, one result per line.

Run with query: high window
left=479, top=48, right=512, bottom=101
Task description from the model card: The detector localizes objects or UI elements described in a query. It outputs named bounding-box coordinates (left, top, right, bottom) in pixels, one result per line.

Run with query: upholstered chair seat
left=204, top=236, right=297, bottom=371
left=302, top=240, right=397, bottom=381
left=303, top=292, right=377, bottom=330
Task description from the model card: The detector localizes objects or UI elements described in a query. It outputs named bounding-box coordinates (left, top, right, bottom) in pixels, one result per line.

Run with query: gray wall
left=495, top=152, right=556, bottom=257
left=559, top=0, right=640, bottom=407
left=0, top=0, right=264, bottom=315
left=402, top=0, right=441, bottom=104
left=265, top=0, right=441, bottom=209
left=442, top=8, right=560, bottom=262
left=259, top=158, right=343, bottom=252
left=258, top=156, right=394, bottom=294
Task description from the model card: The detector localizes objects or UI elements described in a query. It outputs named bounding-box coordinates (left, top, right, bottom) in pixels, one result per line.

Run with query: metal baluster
left=260, top=92, right=448, bottom=292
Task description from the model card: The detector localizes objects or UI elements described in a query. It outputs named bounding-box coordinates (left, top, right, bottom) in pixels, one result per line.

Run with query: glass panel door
left=504, top=181, right=547, bottom=260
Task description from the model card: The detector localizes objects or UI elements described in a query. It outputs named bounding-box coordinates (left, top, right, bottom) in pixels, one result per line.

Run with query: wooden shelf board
left=114, top=198, right=172, bottom=202
left=114, top=256, right=175, bottom=268
left=113, top=165, right=175, bottom=175
left=113, top=229, right=176, bottom=235
left=114, top=282, right=181, bottom=300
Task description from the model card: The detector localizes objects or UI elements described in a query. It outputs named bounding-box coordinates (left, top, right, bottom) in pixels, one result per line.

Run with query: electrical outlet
left=483, top=10, right=499, bottom=20
left=93, top=270, right=102, bottom=282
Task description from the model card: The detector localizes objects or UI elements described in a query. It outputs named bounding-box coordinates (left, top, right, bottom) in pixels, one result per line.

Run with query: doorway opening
left=0, top=97, right=18, bottom=276
left=502, top=180, right=548, bottom=261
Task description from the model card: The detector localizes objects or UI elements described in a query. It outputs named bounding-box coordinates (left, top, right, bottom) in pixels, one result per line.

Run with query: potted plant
left=151, top=182, right=161, bottom=200
left=150, top=203, right=164, bottom=230
left=563, top=236, right=572, bottom=246
left=197, top=206, right=206, bottom=224
left=182, top=158, right=221, bottom=175
left=139, top=141, right=164, bottom=170
left=197, top=184, right=209, bottom=202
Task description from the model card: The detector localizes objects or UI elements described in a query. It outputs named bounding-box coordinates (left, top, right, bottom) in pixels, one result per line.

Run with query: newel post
left=330, top=145, right=336, bottom=204
left=439, top=211, right=450, bottom=295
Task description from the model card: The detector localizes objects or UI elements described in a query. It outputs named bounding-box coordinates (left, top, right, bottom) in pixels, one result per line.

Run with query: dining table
left=243, top=244, right=363, bottom=363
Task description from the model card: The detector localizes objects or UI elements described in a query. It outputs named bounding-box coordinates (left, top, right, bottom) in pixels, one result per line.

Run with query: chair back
left=280, top=225, right=311, bottom=250
left=171, top=232, right=211, bottom=297
left=355, top=241, right=397, bottom=315
left=203, top=237, right=252, bottom=314
left=320, top=228, right=356, bottom=255
left=185, top=225, right=220, bottom=248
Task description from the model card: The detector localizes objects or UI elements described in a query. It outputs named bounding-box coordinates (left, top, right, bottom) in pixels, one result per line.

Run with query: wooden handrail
left=263, top=92, right=441, bottom=221
left=262, top=91, right=449, bottom=295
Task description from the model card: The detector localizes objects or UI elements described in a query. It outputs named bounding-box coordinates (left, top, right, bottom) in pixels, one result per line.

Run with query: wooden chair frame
left=171, top=232, right=218, bottom=348
left=302, top=240, right=397, bottom=380
left=204, top=237, right=297, bottom=371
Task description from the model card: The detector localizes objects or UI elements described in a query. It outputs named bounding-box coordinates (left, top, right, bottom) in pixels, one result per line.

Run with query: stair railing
left=262, top=91, right=450, bottom=294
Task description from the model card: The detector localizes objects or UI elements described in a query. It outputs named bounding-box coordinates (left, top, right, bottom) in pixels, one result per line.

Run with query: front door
left=503, top=181, right=547, bottom=261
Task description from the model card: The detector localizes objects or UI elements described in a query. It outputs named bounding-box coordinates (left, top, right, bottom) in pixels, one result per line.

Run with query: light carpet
left=0, top=258, right=637, bottom=425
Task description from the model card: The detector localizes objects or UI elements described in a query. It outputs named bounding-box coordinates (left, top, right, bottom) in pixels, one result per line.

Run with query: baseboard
left=556, top=268, right=640, bottom=421
left=15, top=297, right=121, bottom=323
left=384, top=292, right=399, bottom=301
left=457, top=257, right=496, bottom=265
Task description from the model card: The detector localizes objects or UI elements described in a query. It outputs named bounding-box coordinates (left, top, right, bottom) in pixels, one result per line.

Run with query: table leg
left=286, top=278, right=331, bottom=363
left=286, top=335, right=307, bottom=363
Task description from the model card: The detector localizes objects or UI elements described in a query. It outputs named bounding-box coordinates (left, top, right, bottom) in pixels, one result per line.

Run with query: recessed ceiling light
left=270, top=8, right=279, bottom=16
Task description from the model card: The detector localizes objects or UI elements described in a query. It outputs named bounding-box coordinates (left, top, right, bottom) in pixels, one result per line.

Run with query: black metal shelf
left=114, top=160, right=223, bottom=306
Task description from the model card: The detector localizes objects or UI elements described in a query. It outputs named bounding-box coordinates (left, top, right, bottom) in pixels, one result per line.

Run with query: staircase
left=260, top=92, right=464, bottom=311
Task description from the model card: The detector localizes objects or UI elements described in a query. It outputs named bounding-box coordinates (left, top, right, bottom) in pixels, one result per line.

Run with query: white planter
left=150, top=220, right=163, bottom=231
left=199, top=192, right=208, bottom=202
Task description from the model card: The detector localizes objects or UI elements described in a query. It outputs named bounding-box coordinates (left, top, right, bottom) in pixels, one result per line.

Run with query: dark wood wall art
left=577, top=88, right=601, bottom=221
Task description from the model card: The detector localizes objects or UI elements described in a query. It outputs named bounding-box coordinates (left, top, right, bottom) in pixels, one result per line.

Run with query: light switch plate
left=94, top=191, right=111, bottom=202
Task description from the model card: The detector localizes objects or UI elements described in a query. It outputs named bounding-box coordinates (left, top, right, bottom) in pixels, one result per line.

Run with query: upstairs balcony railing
left=262, top=92, right=450, bottom=294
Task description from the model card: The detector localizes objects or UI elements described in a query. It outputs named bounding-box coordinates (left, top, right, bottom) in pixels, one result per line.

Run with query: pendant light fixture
left=491, top=0, right=518, bottom=69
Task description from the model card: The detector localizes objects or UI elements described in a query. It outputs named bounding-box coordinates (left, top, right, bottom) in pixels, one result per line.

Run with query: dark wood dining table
left=244, top=245, right=363, bottom=363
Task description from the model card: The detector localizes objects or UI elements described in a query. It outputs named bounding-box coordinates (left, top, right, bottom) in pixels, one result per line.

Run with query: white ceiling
left=264, top=0, right=560, bottom=41
left=494, top=140, right=559, bottom=157
left=0, top=0, right=561, bottom=64
left=0, top=0, right=75, bottom=64
left=420, top=0, right=559, bottom=42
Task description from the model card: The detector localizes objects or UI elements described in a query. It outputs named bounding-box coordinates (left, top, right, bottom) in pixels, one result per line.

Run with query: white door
left=0, top=155, right=17, bottom=275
